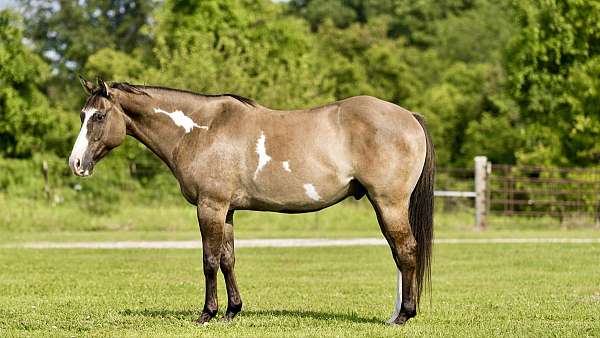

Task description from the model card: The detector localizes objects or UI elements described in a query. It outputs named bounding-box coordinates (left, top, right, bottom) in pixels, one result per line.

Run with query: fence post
left=474, top=156, right=488, bottom=230
left=42, top=160, right=51, bottom=202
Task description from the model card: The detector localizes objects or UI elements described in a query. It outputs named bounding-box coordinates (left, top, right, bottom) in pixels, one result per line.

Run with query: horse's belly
left=242, top=107, right=355, bottom=211
left=247, top=169, right=354, bottom=212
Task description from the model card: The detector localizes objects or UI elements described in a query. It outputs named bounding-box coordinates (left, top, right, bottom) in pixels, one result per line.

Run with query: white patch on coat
left=154, top=108, right=208, bottom=133
left=303, top=183, right=321, bottom=201
left=387, top=268, right=402, bottom=324
left=69, top=108, right=97, bottom=169
left=254, top=131, right=272, bottom=179
left=282, top=161, right=292, bottom=172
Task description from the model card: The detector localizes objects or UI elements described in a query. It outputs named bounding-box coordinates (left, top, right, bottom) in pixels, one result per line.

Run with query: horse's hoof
left=221, top=303, right=242, bottom=322
left=220, top=311, right=238, bottom=322
left=389, top=309, right=416, bottom=325
left=194, top=311, right=216, bottom=325
left=390, top=315, right=409, bottom=325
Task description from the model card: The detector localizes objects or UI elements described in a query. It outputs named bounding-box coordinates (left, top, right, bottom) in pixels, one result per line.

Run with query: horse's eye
left=96, top=113, right=106, bottom=121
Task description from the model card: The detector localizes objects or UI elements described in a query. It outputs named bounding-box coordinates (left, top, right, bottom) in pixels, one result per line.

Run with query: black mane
left=111, top=82, right=256, bottom=106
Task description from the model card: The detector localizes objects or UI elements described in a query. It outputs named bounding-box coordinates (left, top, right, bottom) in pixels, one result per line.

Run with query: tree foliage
left=148, top=0, right=333, bottom=109
left=0, top=10, right=63, bottom=158
left=1, top=0, right=598, bottom=169
left=18, top=0, right=156, bottom=75
left=507, top=0, right=600, bottom=166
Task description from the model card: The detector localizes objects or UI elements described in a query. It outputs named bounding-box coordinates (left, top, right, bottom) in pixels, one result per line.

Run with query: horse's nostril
left=75, top=158, right=81, bottom=169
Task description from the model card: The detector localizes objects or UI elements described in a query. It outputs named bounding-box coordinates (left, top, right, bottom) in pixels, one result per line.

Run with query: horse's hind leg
left=220, top=210, right=243, bottom=321
left=369, top=193, right=418, bottom=325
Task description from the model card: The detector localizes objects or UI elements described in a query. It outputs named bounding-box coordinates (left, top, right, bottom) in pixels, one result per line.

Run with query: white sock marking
left=69, top=108, right=97, bottom=168
left=254, top=131, right=272, bottom=179
left=303, top=183, right=321, bottom=201
left=282, top=161, right=292, bottom=172
left=387, top=268, right=402, bottom=324
left=154, top=108, right=208, bottom=133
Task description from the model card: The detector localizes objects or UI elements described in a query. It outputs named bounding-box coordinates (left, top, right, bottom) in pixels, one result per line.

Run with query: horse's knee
left=203, top=254, right=220, bottom=275
left=220, top=250, right=235, bottom=273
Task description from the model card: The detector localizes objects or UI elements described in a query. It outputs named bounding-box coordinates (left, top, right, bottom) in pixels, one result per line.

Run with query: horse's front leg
left=220, top=210, right=243, bottom=321
left=195, top=198, right=228, bottom=324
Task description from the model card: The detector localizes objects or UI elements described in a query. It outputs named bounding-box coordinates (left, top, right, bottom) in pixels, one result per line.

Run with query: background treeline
left=1, top=0, right=599, bottom=199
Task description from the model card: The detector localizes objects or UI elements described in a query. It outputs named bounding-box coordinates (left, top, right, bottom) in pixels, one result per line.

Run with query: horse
left=69, top=76, right=435, bottom=325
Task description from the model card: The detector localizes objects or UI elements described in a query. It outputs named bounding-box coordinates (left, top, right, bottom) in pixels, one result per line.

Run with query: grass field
left=2, top=194, right=599, bottom=243
left=2, top=192, right=600, bottom=336
left=1, top=244, right=599, bottom=337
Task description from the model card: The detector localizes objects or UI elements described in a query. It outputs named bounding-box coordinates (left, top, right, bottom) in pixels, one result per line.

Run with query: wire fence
left=488, top=165, right=600, bottom=227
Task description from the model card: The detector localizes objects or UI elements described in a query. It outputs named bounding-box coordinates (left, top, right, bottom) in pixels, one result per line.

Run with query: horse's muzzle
left=69, top=156, right=94, bottom=177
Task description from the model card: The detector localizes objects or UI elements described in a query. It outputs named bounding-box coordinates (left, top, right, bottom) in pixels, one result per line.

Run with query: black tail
left=409, top=113, right=435, bottom=307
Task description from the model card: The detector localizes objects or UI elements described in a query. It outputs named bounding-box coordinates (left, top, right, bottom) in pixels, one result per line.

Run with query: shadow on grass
left=243, top=309, right=384, bottom=324
left=120, top=308, right=383, bottom=324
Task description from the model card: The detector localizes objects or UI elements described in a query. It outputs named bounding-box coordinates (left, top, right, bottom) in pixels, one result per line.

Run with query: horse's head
left=68, top=76, right=127, bottom=177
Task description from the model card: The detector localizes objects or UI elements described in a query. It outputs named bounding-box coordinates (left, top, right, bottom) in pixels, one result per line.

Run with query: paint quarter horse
left=69, top=77, right=435, bottom=325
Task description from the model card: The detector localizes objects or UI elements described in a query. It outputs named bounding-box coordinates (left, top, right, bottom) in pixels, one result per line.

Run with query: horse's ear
left=79, top=75, right=97, bottom=94
left=97, top=77, right=111, bottom=98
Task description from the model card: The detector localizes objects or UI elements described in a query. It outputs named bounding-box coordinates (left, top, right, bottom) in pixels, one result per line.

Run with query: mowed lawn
left=1, top=244, right=599, bottom=337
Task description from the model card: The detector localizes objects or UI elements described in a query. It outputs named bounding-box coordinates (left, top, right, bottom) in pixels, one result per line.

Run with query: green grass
left=2, top=194, right=599, bottom=243
left=1, top=244, right=599, bottom=337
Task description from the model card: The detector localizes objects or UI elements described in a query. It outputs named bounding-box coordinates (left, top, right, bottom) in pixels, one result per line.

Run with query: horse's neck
left=119, top=90, right=207, bottom=170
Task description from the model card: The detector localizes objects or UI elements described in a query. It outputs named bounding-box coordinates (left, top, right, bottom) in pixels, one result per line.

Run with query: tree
left=288, top=0, right=396, bottom=30
left=507, top=0, right=600, bottom=166
left=433, top=1, right=517, bottom=63
left=289, top=0, right=479, bottom=47
left=147, top=0, right=335, bottom=109
left=18, top=0, right=156, bottom=76
left=0, top=10, right=66, bottom=158
left=8, top=0, right=597, bottom=169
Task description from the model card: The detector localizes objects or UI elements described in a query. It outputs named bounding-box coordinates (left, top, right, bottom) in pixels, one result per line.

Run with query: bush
left=0, top=153, right=181, bottom=215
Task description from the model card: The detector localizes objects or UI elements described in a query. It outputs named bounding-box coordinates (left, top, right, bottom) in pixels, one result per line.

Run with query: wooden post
left=474, top=156, right=488, bottom=230
left=42, top=160, right=50, bottom=201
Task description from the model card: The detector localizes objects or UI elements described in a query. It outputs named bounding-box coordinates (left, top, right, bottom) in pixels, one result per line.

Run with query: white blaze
left=154, top=108, right=208, bottom=133
left=254, top=131, right=271, bottom=179
left=282, top=161, right=292, bottom=172
left=303, top=183, right=321, bottom=201
left=69, top=108, right=97, bottom=168
left=387, top=268, right=403, bottom=324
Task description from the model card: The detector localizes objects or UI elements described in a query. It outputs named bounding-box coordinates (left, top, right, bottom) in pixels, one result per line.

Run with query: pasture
left=2, top=190, right=600, bottom=336
left=2, top=0, right=599, bottom=336
left=1, top=243, right=599, bottom=337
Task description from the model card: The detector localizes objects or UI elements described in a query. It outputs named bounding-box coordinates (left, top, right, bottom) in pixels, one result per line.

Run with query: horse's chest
left=173, top=165, right=240, bottom=205
left=171, top=142, right=242, bottom=204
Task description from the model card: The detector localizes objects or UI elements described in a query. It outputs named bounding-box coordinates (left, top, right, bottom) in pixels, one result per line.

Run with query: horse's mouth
left=71, top=160, right=95, bottom=177
left=77, top=169, right=93, bottom=177
left=73, top=168, right=93, bottom=177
